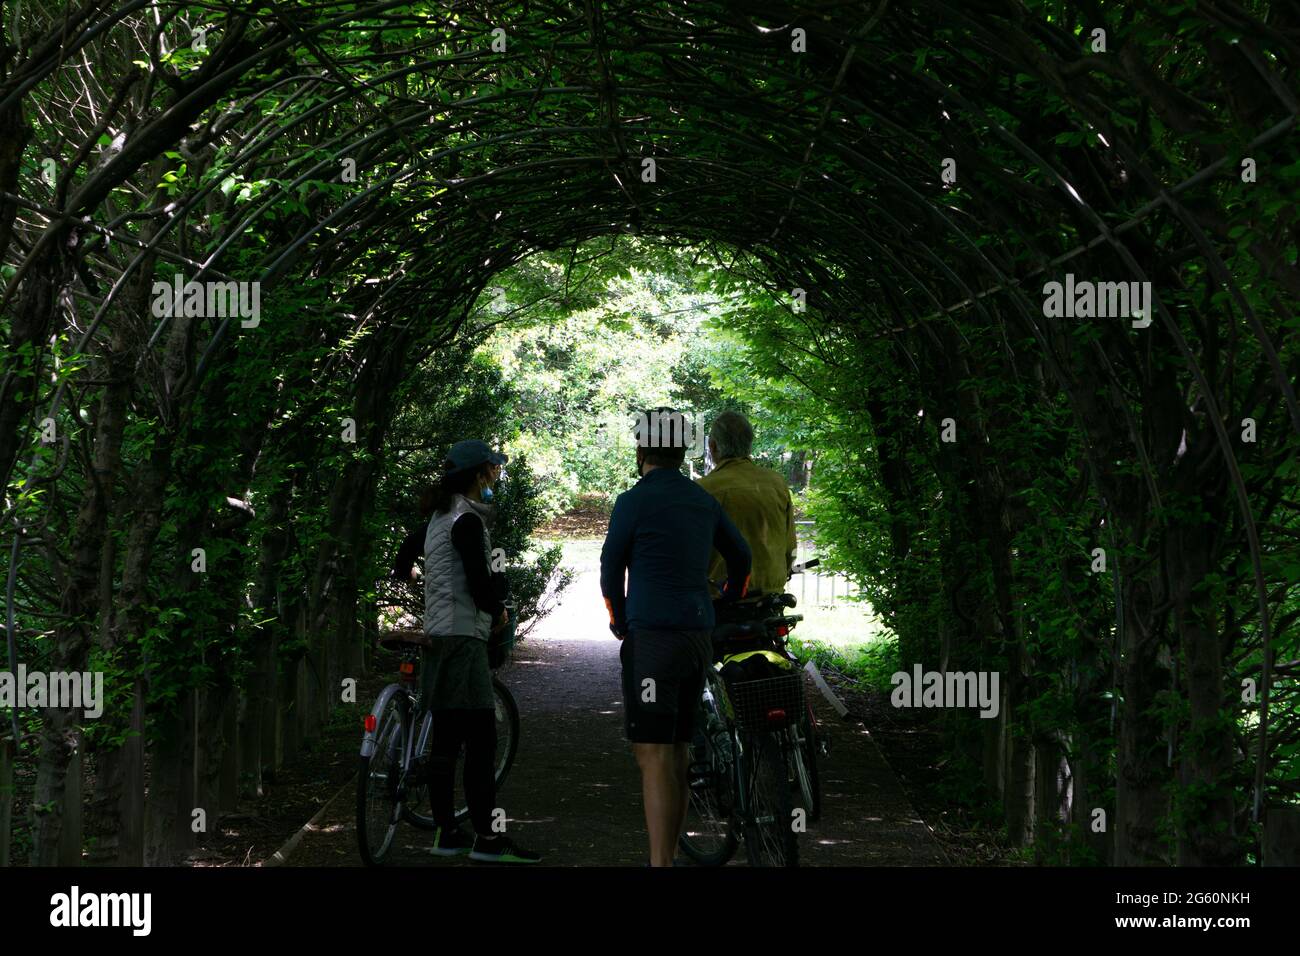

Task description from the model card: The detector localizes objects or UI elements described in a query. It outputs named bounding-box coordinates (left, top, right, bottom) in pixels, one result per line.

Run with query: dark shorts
left=421, top=635, right=494, bottom=711
left=619, top=627, right=712, bottom=744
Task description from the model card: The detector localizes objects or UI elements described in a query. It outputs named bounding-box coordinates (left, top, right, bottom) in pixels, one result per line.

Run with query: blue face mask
left=481, top=485, right=494, bottom=501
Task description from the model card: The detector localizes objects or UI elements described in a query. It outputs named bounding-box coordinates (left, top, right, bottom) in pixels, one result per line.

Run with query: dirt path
left=281, top=542, right=945, bottom=866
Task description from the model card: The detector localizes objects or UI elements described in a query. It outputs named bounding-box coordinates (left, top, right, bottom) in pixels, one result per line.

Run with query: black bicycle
left=680, top=561, right=823, bottom=867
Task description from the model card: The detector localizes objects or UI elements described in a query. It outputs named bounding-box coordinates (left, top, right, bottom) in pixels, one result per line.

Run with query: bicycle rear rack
left=725, top=672, right=804, bottom=732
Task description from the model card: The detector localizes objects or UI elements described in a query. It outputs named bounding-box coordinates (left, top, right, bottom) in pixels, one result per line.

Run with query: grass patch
left=789, top=595, right=887, bottom=646
left=789, top=630, right=901, bottom=693
left=548, top=536, right=603, bottom=565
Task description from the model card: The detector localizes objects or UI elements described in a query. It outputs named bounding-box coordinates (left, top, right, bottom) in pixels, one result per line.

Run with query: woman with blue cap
left=417, top=439, right=540, bottom=864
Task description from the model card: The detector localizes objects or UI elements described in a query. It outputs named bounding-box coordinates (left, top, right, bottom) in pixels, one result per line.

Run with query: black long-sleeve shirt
left=451, top=512, right=505, bottom=620
left=391, top=520, right=424, bottom=580
left=600, top=467, right=751, bottom=633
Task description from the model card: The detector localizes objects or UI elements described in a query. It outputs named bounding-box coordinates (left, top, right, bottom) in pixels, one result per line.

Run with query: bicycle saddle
left=377, top=628, right=433, bottom=650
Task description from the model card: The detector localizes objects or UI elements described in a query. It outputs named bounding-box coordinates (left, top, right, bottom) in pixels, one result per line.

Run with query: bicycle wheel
left=400, top=710, right=435, bottom=830
left=679, top=687, right=739, bottom=866
left=489, top=676, right=521, bottom=793
left=791, top=700, right=822, bottom=822
left=357, top=685, right=410, bottom=866
left=403, top=677, right=521, bottom=829
left=740, top=730, right=799, bottom=867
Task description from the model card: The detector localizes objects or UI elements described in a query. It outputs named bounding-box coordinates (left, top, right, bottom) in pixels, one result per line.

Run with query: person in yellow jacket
left=696, top=411, right=797, bottom=595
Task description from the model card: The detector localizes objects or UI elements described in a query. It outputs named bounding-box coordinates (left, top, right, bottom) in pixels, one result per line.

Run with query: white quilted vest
left=422, top=494, right=494, bottom=641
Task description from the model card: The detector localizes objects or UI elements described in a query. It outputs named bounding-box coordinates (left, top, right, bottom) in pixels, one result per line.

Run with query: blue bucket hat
left=444, top=439, right=508, bottom=476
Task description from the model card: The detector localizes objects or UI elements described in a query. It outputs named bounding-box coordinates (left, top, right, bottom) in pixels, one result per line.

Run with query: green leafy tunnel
left=0, top=1, right=1297, bottom=866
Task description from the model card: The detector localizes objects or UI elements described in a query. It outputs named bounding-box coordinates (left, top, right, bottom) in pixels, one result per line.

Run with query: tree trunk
left=143, top=708, right=187, bottom=866
left=1114, top=575, right=1171, bottom=865
left=0, top=735, right=13, bottom=867
left=1170, top=512, right=1237, bottom=864
left=57, top=743, right=82, bottom=865
left=218, top=694, right=239, bottom=812
left=1263, top=808, right=1300, bottom=866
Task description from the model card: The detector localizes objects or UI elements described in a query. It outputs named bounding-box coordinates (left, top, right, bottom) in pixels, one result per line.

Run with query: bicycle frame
left=689, top=587, right=814, bottom=865
left=701, top=667, right=769, bottom=814
left=702, top=669, right=802, bottom=867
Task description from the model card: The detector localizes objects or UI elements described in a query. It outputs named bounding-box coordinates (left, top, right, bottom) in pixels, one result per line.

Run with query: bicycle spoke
left=679, top=685, right=738, bottom=865
left=741, top=733, right=797, bottom=867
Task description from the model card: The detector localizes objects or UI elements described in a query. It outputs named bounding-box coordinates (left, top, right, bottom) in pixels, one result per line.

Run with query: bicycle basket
left=724, top=671, right=804, bottom=733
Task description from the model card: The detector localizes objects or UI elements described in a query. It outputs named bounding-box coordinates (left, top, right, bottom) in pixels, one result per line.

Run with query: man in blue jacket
left=600, top=407, right=752, bottom=866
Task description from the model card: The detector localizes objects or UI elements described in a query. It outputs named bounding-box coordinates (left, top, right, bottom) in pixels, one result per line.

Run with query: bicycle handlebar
left=709, top=556, right=819, bottom=599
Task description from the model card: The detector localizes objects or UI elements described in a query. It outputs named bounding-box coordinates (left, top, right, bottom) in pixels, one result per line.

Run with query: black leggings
left=428, top=707, right=496, bottom=836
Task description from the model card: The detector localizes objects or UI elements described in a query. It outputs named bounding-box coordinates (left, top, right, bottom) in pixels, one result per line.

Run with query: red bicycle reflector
left=364, top=714, right=377, bottom=733
left=399, top=662, right=414, bottom=675
left=776, top=624, right=790, bottom=636
left=766, top=708, right=787, bottom=723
